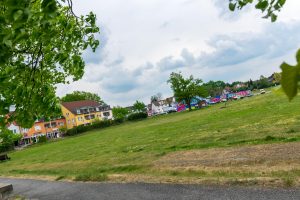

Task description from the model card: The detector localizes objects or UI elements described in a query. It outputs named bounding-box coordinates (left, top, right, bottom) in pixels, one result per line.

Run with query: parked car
left=163, top=106, right=177, bottom=113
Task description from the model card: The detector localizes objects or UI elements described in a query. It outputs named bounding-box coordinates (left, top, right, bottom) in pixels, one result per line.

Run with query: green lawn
left=1, top=88, right=300, bottom=186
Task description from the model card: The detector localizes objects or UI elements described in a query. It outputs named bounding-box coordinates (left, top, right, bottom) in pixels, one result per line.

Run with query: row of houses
left=147, top=90, right=253, bottom=116
left=7, top=100, right=113, bottom=145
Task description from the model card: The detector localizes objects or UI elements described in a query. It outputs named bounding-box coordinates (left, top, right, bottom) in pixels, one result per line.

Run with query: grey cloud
left=160, top=21, right=171, bottom=29
left=107, top=56, right=124, bottom=66
left=82, top=25, right=109, bottom=64
left=101, top=68, right=140, bottom=93
left=132, top=62, right=154, bottom=76
left=201, top=22, right=300, bottom=67
left=157, top=49, right=196, bottom=72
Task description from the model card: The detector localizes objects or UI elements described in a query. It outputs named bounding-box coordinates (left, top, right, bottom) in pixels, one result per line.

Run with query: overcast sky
left=56, top=0, right=300, bottom=106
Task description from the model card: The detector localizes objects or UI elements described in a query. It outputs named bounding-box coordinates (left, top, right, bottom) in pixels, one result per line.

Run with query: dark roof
left=61, top=100, right=101, bottom=114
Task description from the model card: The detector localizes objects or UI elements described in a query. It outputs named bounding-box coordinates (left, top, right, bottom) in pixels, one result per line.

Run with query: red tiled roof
left=61, top=100, right=101, bottom=114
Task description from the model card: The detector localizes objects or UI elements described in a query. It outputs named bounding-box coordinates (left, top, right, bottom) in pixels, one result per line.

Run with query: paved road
left=1, top=178, right=300, bottom=200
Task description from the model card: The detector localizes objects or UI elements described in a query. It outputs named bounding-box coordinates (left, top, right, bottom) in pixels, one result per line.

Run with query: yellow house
left=61, top=100, right=113, bottom=129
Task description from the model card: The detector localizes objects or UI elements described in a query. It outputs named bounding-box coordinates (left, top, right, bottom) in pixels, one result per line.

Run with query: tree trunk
left=187, top=99, right=191, bottom=111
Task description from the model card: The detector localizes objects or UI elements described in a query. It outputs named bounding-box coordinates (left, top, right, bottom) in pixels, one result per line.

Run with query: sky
left=56, top=0, right=300, bottom=106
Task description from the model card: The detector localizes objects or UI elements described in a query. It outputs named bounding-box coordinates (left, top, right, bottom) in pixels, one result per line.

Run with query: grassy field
left=1, top=88, right=300, bottom=186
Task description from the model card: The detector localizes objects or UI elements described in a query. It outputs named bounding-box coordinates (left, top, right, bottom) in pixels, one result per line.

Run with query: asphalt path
left=0, top=178, right=300, bottom=200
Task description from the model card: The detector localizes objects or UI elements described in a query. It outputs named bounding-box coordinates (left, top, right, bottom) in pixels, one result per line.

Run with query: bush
left=127, top=112, right=148, bottom=121
left=112, top=107, right=129, bottom=121
left=0, top=129, right=22, bottom=153
left=91, top=119, right=113, bottom=129
left=38, top=135, right=47, bottom=143
left=65, top=119, right=121, bottom=137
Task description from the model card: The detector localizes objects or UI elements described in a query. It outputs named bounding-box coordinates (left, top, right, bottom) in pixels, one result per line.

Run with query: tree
left=0, top=129, right=22, bottom=153
left=61, top=91, right=104, bottom=103
left=203, top=80, right=226, bottom=97
left=257, top=75, right=271, bottom=89
left=133, top=101, right=146, bottom=112
left=228, top=0, right=300, bottom=100
left=168, top=72, right=208, bottom=111
left=112, top=107, right=129, bottom=121
left=0, top=0, right=99, bottom=128
left=273, top=72, right=282, bottom=84
left=151, top=93, right=163, bottom=103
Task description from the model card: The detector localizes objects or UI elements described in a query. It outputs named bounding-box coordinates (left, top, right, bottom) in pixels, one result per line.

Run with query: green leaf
left=271, top=13, right=277, bottom=22
left=255, top=0, right=269, bottom=12
left=229, top=2, right=236, bottom=11
left=296, top=49, right=300, bottom=63
left=13, top=10, right=23, bottom=21
left=4, top=39, right=12, bottom=48
left=278, top=0, right=286, bottom=6
left=280, top=62, right=300, bottom=100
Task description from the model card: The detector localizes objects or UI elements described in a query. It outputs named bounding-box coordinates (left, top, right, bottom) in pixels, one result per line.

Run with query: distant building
left=6, top=121, right=28, bottom=135
left=25, top=118, right=66, bottom=143
left=149, top=97, right=176, bottom=115
left=61, top=100, right=112, bottom=129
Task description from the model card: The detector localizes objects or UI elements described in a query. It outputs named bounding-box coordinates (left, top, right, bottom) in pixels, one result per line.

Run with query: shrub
left=38, top=135, right=47, bottom=143
left=91, top=119, right=113, bottom=129
left=0, top=129, right=22, bottom=153
left=65, top=127, right=78, bottom=136
left=59, top=127, right=68, bottom=136
left=127, top=112, right=148, bottom=121
left=112, top=107, right=129, bottom=121
left=65, top=120, right=119, bottom=137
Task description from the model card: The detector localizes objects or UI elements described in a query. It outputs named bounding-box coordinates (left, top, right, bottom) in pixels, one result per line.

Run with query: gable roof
left=61, top=100, right=101, bottom=114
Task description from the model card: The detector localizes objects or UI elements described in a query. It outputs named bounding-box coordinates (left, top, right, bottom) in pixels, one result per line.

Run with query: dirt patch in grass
left=155, top=142, right=300, bottom=170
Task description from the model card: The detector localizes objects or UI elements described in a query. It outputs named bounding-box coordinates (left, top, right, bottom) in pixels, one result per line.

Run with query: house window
left=59, top=122, right=64, bottom=126
left=103, top=112, right=110, bottom=117
left=66, top=113, right=69, bottom=117
left=68, top=120, right=70, bottom=124
left=13, top=129, right=17, bottom=134
left=77, top=109, right=81, bottom=114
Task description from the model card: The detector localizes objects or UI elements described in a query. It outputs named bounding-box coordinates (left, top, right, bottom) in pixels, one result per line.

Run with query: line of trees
left=167, top=72, right=281, bottom=109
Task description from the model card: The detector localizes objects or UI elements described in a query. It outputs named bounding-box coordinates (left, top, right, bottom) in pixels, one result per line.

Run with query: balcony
left=84, top=114, right=95, bottom=120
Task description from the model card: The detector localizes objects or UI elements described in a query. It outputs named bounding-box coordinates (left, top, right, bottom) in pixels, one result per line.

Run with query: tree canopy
left=61, top=91, right=104, bottom=103
left=112, top=107, right=129, bottom=121
left=228, top=0, right=299, bottom=100
left=133, top=100, right=146, bottom=113
left=0, top=0, right=99, bottom=128
left=168, top=72, right=208, bottom=110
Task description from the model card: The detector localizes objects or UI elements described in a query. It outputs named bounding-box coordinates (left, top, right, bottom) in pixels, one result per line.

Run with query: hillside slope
left=1, top=89, right=300, bottom=186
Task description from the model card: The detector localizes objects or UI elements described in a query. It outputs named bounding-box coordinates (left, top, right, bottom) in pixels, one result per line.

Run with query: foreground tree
left=0, top=0, right=99, bottom=128
left=61, top=91, right=104, bottom=103
left=228, top=0, right=299, bottom=100
left=168, top=72, right=208, bottom=110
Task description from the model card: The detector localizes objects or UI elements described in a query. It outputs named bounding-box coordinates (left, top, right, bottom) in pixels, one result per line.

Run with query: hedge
left=65, top=119, right=117, bottom=136
left=127, top=112, right=148, bottom=121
